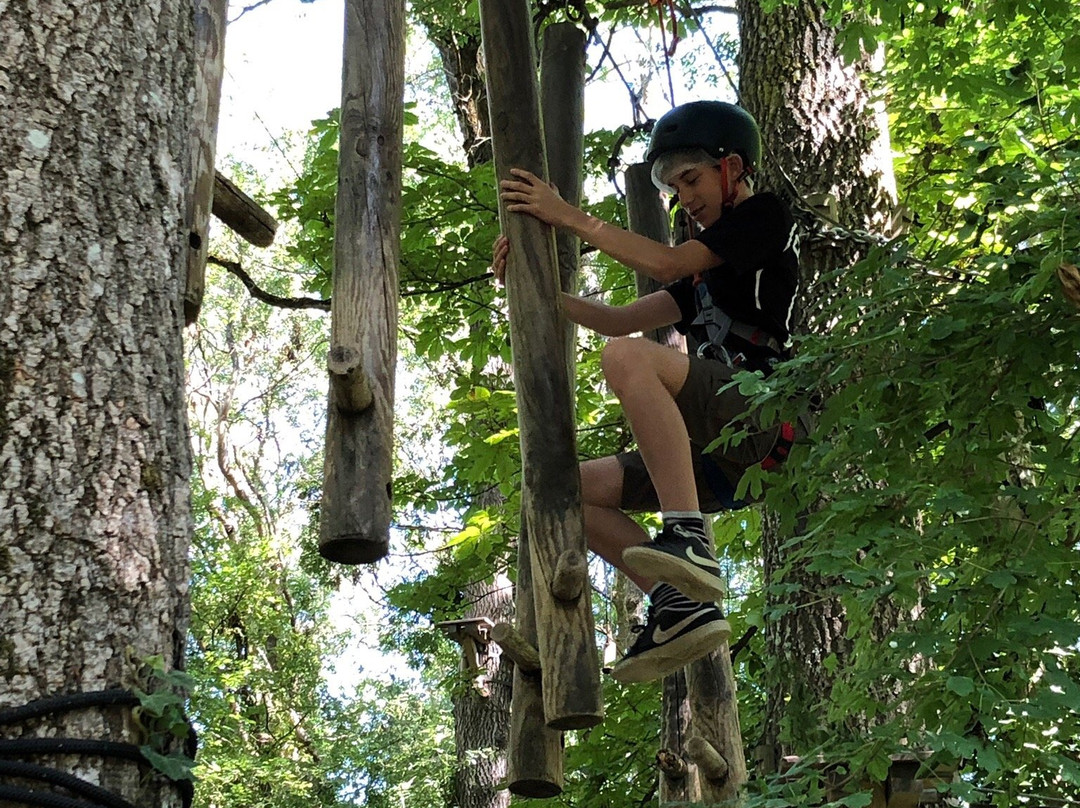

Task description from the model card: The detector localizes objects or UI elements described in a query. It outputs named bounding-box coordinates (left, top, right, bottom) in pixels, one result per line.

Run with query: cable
left=0, top=691, right=195, bottom=808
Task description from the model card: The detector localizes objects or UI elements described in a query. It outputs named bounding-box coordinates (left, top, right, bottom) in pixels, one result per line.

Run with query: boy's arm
left=561, top=289, right=681, bottom=337
left=500, top=168, right=721, bottom=284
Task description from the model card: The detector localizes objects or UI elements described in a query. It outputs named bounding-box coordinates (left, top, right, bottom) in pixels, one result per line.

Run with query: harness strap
left=691, top=279, right=783, bottom=359
left=761, top=421, right=795, bottom=471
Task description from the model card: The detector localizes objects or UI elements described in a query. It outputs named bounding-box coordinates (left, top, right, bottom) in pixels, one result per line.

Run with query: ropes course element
left=0, top=690, right=195, bottom=808
left=651, top=0, right=681, bottom=104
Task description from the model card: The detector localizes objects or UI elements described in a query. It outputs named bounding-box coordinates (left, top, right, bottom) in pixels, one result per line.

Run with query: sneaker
left=622, top=523, right=726, bottom=603
left=609, top=585, right=731, bottom=683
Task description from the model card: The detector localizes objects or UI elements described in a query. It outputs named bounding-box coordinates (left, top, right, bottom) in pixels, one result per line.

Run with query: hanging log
left=478, top=0, right=602, bottom=731
left=185, top=0, right=229, bottom=325
left=211, top=171, right=278, bottom=248
left=319, top=0, right=404, bottom=564
left=506, top=513, right=564, bottom=797
left=540, top=23, right=586, bottom=373
left=625, top=163, right=683, bottom=350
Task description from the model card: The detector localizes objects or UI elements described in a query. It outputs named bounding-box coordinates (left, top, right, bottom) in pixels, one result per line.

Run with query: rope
left=0, top=690, right=195, bottom=808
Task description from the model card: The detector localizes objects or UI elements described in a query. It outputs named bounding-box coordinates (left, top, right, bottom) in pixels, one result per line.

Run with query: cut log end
left=546, top=709, right=605, bottom=731
left=687, top=735, right=729, bottom=784
left=551, top=548, right=587, bottom=602
left=657, top=748, right=688, bottom=780
left=318, top=534, right=389, bottom=565
left=508, top=778, right=563, bottom=799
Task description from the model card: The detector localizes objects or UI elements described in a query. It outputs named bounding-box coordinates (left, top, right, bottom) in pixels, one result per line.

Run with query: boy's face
left=666, top=160, right=733, bottom=229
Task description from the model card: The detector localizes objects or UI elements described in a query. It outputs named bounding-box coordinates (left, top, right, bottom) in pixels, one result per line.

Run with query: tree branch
left=208, top=255, right=331, bottom=311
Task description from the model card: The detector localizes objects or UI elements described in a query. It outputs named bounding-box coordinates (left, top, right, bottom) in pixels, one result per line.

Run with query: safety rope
left=0, top=690, right=195, bottom=808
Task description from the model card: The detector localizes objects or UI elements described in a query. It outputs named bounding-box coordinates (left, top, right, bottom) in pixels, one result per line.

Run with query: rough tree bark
left=452, top=577, right=514, bottom=808
left=735, top=0, right=899, bottom=768
left=0, top=1, right=194, bottom=807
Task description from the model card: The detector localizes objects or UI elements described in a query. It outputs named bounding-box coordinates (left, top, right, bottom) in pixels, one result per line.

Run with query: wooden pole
left=319, top=0, right=403, bottom=564
left=506, top=513, right=564, bottom=797
left=185, top=0, right=229, bottom=325
left=478, top=0, right=603, bottom=730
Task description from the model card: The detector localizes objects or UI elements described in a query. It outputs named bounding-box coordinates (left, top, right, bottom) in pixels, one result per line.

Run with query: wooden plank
left=478, top=0, right=603, bottom=730
left=319, top=0, right=404, bottom=564
left=211, top=171, right=278, bottom=248
left=185, top=0, right=229, bottom=325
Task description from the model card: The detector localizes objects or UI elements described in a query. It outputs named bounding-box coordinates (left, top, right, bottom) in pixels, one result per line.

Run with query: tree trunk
left=735, top=0, right=898, bottom=767
left=0, top=2, right=193, bottom=807
left=452, top=577, right=514, bottom=808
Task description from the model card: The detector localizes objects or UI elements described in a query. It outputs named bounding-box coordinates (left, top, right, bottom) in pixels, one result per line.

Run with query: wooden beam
left=185, top=0, right=229, bottom=325
left=319, top=0, right=403, bottom=565
left=478, top=0, right=602, bottom=731
left=211, top=171, right=278, bottom=248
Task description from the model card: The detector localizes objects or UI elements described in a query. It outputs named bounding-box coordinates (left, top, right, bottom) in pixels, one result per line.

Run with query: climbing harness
left=761, top=420, right=795, bottom=471
left=691, top=275, right=783, bottom=366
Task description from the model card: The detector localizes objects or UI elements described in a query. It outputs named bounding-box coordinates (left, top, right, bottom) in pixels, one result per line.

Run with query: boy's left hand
left=500, top=168, right=572, bottom=227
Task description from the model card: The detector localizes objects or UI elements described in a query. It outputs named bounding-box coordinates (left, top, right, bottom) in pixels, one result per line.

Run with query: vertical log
left=478, top=0, right=603, bottom=730
left=686, top=649, right=748, bottom=803
left=540, top=23, right=586, bottom=299
left=319, top=0, right=404, bottom=564
left=624, top=163, right=683, bottom=351
left=507, top=512, right=564, bottom=797
left=184, top=0, right=228, bottom=325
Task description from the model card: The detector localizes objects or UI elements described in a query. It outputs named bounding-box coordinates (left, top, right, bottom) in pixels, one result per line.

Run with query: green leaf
left=946, top=675, right=975, bottom=696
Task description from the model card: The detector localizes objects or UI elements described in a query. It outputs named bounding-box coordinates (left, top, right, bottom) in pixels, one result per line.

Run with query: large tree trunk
left=452, top=578, right=514, bottom=808
left=735, top=0, right=898, bottom=767
left=0, top=1, right=193, bottom=807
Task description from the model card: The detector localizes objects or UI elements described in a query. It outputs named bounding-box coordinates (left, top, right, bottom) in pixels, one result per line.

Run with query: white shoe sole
left=609, top=619, right=731, bottom=683
left=622, top=545, right=726, bottom=603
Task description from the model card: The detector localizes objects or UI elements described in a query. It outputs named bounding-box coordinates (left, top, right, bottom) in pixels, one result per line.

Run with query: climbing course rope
left=0, top=690, right=195, bottom=808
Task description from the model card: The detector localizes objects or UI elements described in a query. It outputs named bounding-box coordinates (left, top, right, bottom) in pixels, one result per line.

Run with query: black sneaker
left=609, top=585, right=731, bottom=683
left=622, top=523, right=726, bottom=603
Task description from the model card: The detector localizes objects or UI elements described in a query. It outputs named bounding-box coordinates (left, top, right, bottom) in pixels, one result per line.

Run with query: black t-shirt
left=664, top=192, right=800, bottom=350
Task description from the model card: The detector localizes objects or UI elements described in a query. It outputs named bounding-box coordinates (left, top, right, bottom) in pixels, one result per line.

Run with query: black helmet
left=645, top=101, right=762, bottom=170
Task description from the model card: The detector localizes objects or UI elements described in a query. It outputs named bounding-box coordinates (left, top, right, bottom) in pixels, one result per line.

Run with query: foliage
left=734, top=1, right=1080, bottom=804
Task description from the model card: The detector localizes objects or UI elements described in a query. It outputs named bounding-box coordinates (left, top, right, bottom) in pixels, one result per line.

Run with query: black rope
left=606, top=121, right=655, bottom=197
left=0, top=762, right=136, bottom=808
left=0, top=690, right=195, bottom=808
left=0, top=690, right=138, bottom=728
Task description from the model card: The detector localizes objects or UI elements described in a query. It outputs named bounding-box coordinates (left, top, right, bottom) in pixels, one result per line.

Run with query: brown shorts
left=617, top=354, right=807, bottom=514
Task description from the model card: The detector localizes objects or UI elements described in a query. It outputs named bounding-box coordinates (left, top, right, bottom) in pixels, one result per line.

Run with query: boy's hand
left=500, top=168, right=573, bottom=227
left=491, top=234, right=509, bottom=285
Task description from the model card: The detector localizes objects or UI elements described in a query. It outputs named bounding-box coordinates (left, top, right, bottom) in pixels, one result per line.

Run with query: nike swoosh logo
left=684, top=546, right=722, bottom=571
left=652, top=609, right=714, bottom=645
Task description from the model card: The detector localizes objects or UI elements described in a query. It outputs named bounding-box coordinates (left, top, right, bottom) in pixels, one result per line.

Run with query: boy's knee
left=580, top=456, right=624, bottom=508
left=600, top=337, right=645, bottom=387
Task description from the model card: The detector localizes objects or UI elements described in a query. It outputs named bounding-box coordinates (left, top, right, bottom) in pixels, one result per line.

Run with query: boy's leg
left=580, top=453, right=730, bottom=683
left=600, top=337, right=697, bottom=513
left=580, top=455, right=654, bottom=592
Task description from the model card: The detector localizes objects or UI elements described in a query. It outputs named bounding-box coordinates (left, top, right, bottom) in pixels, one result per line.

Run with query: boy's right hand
left=491, top=234, right=509, bottom=286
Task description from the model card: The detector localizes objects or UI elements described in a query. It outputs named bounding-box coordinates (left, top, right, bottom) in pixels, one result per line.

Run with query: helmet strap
left=720, top=158, right=735, bottom=212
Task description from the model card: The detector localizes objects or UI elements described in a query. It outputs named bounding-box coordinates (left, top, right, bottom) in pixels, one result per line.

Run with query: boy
left=493, top=101, right=801, bottom=682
